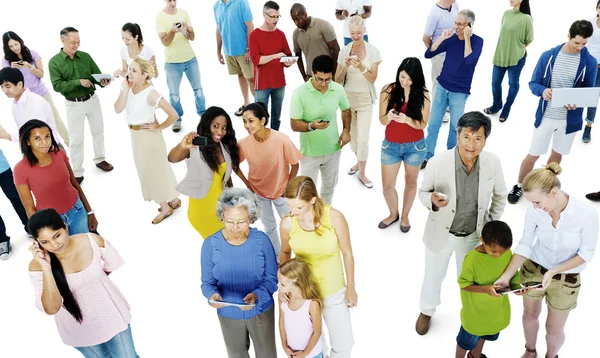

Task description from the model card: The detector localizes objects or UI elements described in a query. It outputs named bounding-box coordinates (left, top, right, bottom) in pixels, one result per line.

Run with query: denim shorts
left=456, top=326, right=499, bottom=350
left=380, top=138, right=427, bottom=166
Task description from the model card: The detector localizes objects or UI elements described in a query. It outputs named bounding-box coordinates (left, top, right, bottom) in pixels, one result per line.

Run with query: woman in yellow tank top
left=280, top=176, right=358, bottom=358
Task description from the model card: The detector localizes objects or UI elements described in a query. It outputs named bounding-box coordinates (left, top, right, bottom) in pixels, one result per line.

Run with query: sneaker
left=508, top=184, right=523, bottom=204
left=0, top=239, right=11, bottom=261
left=172, top=120, right=182, bottom=133
left=582, top=126, right=592, bottom=143
left=442, top=112, right=450, bottom=123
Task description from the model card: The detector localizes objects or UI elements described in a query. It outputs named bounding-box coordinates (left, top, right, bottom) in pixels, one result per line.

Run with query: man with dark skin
left=291, top=3, right=340, bottom=81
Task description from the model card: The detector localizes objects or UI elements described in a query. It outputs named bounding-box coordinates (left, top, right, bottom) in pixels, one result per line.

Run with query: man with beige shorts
left=215, top=0, right=255, bottom=117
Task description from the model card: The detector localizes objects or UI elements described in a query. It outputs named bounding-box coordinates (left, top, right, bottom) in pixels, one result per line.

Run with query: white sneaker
left=443, top=112, right=450, bottom=123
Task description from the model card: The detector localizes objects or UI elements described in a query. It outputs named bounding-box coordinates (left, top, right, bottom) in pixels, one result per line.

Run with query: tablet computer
left=92, top=74, right=114, bottom=82
left=209, top=300, right=255, bottom=308
left=279, top=56, right=298, bottom=62
left=551, top=87, right=600, bottom=108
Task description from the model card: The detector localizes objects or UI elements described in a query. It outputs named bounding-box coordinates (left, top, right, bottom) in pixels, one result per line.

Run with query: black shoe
left=0, top=238, right=11, bottom=261
left=508, top=184, right=523, bottom=204
left=75, top=176, right=84, bottom=184
left=586, top=191, right=600, bottom=202
left=420, top=160, right=428, bottom=170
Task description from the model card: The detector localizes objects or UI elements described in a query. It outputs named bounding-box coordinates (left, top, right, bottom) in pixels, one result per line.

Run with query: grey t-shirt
left=544, top=50, right=581, bottom=120
left=450, top=148, right=480, bottom=235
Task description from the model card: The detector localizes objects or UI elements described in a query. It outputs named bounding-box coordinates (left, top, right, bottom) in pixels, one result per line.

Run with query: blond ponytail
left=522, top=162, right=562, bottom=194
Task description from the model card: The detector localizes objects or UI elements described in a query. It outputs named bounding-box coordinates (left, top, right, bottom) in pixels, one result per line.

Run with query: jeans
left=165, top=57, right=206, bottom=121
left=490, top=55, right=527, bottom=119
left=380, top=138, right=427, bottom=166
left=60, top=198, right=89, bottom=235
left=343, top=35, right=368, bottom=46
left=257, top=195, right=289, bottom=263
left=425, top=81, right=469, bottom=160
left=456, top=326, right=500, bottom=351
left=585, top=68, right=600, bottom=124
left=254, top=87, right=285, bottom=131
left=0, top=168, right=28, bottom=237
left=74, top=324, right=139, bottom=358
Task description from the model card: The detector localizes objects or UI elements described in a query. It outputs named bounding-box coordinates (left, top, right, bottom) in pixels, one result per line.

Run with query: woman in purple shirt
left=2, top=31, right=70, bottom=145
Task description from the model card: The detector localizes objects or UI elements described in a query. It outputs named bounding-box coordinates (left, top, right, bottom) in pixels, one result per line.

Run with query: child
left=278, top=258, right=325, bottom=358
left=456, top=220, right=520, bottom=358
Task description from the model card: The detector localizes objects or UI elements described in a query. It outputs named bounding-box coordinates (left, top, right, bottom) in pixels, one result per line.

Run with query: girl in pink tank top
left=278, top=259, right=325, bottom=358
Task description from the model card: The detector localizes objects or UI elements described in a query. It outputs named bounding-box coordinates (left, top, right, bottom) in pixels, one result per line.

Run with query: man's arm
left=328, top=40, right=341, bottom=66
left=295, top=52, right=308, bottom=80
left=158, top=28, right=177, bottom=47
left=361, top=5, right=372, bottom=19
left=186, top=26, right=195, bottom=41
left=422, top=34, right=432, bottom=48
left=529, top=54, right=549, bottom=97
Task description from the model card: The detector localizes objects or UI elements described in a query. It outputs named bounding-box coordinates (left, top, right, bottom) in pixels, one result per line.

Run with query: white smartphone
left=209, top=300, right=255, bottom=308
left=436, top=192, right=448, bottom=200
left=349, top=55, right=358, bottom=60
left=279, top=56, right=298, bottom=62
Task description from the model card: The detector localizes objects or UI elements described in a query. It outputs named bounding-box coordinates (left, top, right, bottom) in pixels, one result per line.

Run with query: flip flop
left=348, top=167, right=359, bottom=175
left=358, top=177, right=373, bottom=189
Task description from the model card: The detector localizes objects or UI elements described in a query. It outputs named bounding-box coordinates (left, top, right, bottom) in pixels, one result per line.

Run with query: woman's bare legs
left=381, top=162, right=402, bottom=224
left=400, top=163, right=420, bottom=227
left=521, top=298, right=543, bottom=358
left=545, top=308, right=570, bottom=358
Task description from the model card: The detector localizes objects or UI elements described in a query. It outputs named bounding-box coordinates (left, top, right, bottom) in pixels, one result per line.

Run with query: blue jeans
left=380, top=138, right=427, bottom=166
left=60, top=198, right=89, bottom=235
left=344, top=34, right=369, bottom=45
left=490, top=55, right=527, bottom=119
left=456, top=325, right=499, bottom=351
left=164, top=57, right=206, bottom=122
left=254, top=87, right=285, bottom=130
left=585, top=68, right=600, bottom=124
left=425, top=81, right=469, bottom=160
left=74, top=324, right=139, bottom=358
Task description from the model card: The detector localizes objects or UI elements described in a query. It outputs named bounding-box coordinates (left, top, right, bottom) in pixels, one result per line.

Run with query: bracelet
left=87, top=210, right=95, bottom=216
left=361, top=67, right=368, bottom=74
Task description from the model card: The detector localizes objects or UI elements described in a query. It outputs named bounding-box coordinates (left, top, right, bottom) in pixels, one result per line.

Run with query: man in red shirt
left=249, top=1, right=297, bottom=130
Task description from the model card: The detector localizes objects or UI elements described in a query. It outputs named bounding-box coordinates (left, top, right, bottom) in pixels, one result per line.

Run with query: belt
left=128, top=124, right=152, bottom=130
left=65, top=93, right=93, bottom=102
left=530, top=260, right=579, bottom=284
left=450, top=231, right=473, bottom=237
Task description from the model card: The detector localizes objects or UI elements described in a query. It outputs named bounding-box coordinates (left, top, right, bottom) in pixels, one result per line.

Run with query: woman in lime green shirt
left=280, top=176, right=357, bottom=358
left=484, top=0, right=533, bottom=123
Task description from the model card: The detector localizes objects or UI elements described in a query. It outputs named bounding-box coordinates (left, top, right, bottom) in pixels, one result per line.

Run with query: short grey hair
left=60, top=27, right=79, bottom=38
left=459, top=9, right=475, bottom=25
left=216, top=188, right=262, bottom=223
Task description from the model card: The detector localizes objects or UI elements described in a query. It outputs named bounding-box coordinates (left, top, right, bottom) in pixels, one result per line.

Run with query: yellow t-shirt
left=155, top=9, right=196, bottom=63
left=289, top=205, right=345, bottom=297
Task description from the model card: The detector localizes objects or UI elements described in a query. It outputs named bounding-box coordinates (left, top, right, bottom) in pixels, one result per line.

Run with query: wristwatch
left=307, top=122, right=314, bottom=131
left=87, top=210, right=95, bottom=216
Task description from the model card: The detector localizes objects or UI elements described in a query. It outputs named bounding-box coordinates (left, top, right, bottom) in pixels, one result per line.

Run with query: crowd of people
left=0, top=0, right=599, bottom=357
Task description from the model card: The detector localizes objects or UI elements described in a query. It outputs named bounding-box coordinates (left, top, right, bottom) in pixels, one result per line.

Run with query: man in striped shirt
left=508, top=20, right=598, bottom=204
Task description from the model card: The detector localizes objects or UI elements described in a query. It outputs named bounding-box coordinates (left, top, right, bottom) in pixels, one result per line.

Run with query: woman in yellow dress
left=168, top=107, right=240, bottom=238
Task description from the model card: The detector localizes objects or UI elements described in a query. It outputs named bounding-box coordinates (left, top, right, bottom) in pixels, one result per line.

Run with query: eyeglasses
left=314, top=77, right=332, bottom=84
left=454, top=21, right=467, bottom=26
left=264, top=12, right=281, bottom=19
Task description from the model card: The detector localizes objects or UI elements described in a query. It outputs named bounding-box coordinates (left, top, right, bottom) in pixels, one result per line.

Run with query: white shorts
left=528, top=118, right=576, bottom=156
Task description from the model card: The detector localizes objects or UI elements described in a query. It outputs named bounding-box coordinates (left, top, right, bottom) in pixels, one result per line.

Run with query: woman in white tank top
left=113, top=23, right=158, bottom=79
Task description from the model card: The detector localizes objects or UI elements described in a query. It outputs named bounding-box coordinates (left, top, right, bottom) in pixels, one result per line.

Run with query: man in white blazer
left=415, top=112, right=507, bottom=335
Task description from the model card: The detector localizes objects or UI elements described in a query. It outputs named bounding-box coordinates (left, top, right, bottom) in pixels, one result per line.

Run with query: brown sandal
left=152, top=207, right=173, bottom=224
left=521, top=345, right=537, bottom=358
left=157, top=199, right=182, bottom=212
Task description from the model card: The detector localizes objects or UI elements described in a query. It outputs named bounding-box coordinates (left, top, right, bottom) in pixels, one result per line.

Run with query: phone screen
left=192, top=136, right=208, bottom=147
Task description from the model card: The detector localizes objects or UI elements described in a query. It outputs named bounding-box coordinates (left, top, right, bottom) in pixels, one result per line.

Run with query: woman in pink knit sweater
left=27, top=208, right=138, bottom=357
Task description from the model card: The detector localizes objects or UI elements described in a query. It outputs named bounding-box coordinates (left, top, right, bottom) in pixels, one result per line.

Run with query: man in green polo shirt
left=290, top=54, right=351, bottom=204
left=49, top=27, right=113, bottom=184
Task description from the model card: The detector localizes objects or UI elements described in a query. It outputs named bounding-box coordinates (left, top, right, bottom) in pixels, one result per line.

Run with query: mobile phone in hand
left=391, top=110, right=400, bottom=115
left=320, top=119, right=330, bottom=123
left=175, top=22, right=182, bottom=28
left=467, top=22, right=472, bottom=28
left=192, top=136, right=209, bottom=147
left=18, top=60, right=24, bottom=65
left=437, top=192, right=448, bottom=200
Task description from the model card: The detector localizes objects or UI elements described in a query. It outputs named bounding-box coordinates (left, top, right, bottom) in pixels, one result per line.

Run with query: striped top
left=544, top=50, right=581, bottom=121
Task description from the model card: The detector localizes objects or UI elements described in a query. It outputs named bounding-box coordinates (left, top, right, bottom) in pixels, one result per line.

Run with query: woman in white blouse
left=113, top=23, right=158, bottom=79
left=495, top=163, right=598, bottom=358
left=334, top=15, right=381, bottom=189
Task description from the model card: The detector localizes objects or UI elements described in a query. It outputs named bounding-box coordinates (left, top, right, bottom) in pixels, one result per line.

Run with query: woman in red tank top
left=378, top=58, right=431, bottom=232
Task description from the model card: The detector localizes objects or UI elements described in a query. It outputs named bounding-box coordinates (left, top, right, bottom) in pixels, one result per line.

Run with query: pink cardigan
left=29, top=234, right=132, bottom=347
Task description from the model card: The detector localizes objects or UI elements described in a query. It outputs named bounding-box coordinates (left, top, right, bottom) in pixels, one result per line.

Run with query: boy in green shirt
left=456, top=220, right=520, bottom=358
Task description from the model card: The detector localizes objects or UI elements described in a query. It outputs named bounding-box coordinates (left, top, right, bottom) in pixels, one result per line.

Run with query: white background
left=0, top=0, right=598, bottom=357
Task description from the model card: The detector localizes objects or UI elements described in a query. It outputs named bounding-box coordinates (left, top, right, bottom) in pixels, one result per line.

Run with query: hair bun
left=545, top=162, right=562, bottom=175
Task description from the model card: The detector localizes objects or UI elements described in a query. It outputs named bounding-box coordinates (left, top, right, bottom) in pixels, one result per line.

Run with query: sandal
left=157, top=199, right=182, bottom=212
left=499, top=117, right=507, bottom=123
left=483, top=107, right=499, bottom=115
left=152, top=207, right=173, bottom=224
left=234, top=106, right=245, bottom=117
left=521, top=345, right=537, bottom=358
left=467, top=352, right=488, bottom=358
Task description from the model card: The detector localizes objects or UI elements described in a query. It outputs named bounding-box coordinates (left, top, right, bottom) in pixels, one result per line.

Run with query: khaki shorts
left=226, top=55, right=254, bottom=78
left=519, top=259, right=581, bottom=312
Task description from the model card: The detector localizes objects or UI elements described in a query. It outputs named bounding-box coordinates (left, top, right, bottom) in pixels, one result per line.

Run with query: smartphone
left=18, top=60, right=24, bottom=65
left=175, top=22, right=182, bottom=27
left=350, top=55, right=358, bottom=60
left=436, top=192, right=448, bottom=200
left=467, top=22, right=472, bottom=28
left=391, top=109, right=400, bottom=115
left=192, top=136, right=209, bottom=147
left=320, top=119, right=330, bottom=123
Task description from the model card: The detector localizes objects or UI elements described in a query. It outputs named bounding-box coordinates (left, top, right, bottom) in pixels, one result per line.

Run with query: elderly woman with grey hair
left=201, top=188, right=279, bottom=357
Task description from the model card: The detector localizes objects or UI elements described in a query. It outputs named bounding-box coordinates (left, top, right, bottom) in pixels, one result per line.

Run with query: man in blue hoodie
left=508, top=20, right=598, bottom=204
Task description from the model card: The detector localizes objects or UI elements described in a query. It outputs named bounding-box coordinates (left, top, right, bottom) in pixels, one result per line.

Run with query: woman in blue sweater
left=201, top=187, right=278, bottom=357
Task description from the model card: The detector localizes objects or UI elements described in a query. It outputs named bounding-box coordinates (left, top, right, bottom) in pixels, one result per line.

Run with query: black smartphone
left=192, top=136, right=209, bottom=147
left=467, top=22, right=472, bottom=28
left=175, top=22, right=182, bottom=28
left=391, top=110, right=400, bottom=115
left=320, top=120, right=330, bottom=123
left=18, top=60, right=24, bottom=65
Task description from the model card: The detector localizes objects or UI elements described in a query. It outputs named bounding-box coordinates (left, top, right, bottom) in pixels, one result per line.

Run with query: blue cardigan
left=529, top=44, right=598, bottom=134
left=201, top=227, right=278, bottom=320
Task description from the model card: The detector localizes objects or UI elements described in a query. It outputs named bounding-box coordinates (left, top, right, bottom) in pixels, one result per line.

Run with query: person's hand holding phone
left=463, top=24, right=473, bottom=39
left=311, top=120, right=329, bottom=130
left=431, top=192, right=449, bottom=208
left=209, top=293, right=225, bottom=309
left=29, top=241, right=51, bottom=269
left=484, top=285, right=503, bottom=297
left=180, top=132, right=199, bottom=150
left=100, top=78, right=112, bottom=87
left=387, top=109, right=402, bottom=123
left=240, top=292, right=257, bottom=311
left=344, top=56, right=353, bottom=69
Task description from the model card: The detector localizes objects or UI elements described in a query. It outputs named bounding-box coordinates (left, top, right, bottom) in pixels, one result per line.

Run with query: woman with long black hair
left=1, top=31, right=70, bottom=145
left=378, top=58, right=430, bottom=232
left=168, top=106, right=241, bottom=239
left=484, top=0, right=533, bottom=123
left=27, top=208, right=138, bottom=357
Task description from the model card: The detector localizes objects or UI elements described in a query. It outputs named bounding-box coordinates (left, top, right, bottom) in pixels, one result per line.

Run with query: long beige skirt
left=130, top=129, right=179, bottom=203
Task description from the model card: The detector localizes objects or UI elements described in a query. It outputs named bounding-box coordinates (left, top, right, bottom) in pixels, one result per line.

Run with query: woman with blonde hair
left=334, top=16, right=381, bottom=188
left=114, top=58, right=180, bottom=224
left=280, top=176, right=357, bottom=357
left=278, top=258, right=325, bottom=358
left=495, top=163, right=598, bottom=358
